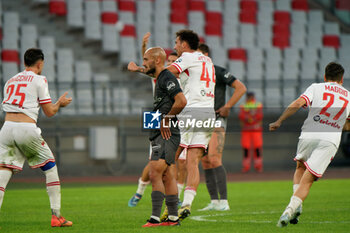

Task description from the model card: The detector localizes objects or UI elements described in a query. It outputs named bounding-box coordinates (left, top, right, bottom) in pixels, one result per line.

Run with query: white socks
left=177, top=183, right=184, bottom=199
left=182, top=187, right=196, bottom=207
left=284, top=195, right=303, bottom=217
left=136, top=178, right=150, bottom=195
left=293, top=184, right=300, bottom=194
left=43, top=166, right=61, bottom=217
left=0, top=169, right=12, bottom=209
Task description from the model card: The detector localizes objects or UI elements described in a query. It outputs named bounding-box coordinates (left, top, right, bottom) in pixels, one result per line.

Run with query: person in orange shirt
left=239, top=92, right=263, bottom=172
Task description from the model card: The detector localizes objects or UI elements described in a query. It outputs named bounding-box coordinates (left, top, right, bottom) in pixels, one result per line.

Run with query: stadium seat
left=282, top=87, right=297, bottom=107
left=292, top=11, right=307, bottom=25
left=257, top=24, right=272, bottom=48
left=67, top=0, right=83, bottom=28
left=113, top=87, right=130, bottom=115
left=119, top=0, right=136, bottom=25
left=206, top=0, right=223, bottom=12
left=324, top=22, right=340, bottom=35
left=49, top=0, right=67, bottom=16
left=57, top=48, right=74, bottom=83
left=75, top=61, right=92, bottom=83
left=2, top=50, right=20, bottom=64
left=101, top=11, right=119, bottom=52
left=264, top=87, right=282, bottom=108
left=291, top=0, right=309, bottom=11
left=276, top=0, right=292, bottom=11
left=323, top=35, right=340, bottom=49
left=336, top=0, right=350, bottom=10
left=228, top=60, right=245, bottom=80
left=2, top=62, right=19, bottom=81
left=228, top=48, right=247, bottom=62
left=240, top=0, right=257, bottom=12
left=239, top=11, right=257, bottom=24
left=239, top=24, right=256, bottom=48
left=120, top=25, right=137, bottom=65
left=274, top=11, right=291, bottom=24
left=20, top=24, right=37, bottom=69
left=223, top=25, right=239, bottom=48
left=3, top=12, right=20, bottom=50
left=273, top=36, right=290, bottom=49
left=76, top=88, right=94, bottom=115
left=39, top=36, right=56, bottom=82
left=84, top=0, right=102, bottom=40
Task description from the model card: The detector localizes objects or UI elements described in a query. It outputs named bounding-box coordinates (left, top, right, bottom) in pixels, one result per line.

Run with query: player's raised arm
left=141, top=32, right=151, bottom=57
left=269, top=97, right=306, bottom=131
left=41, top=91, right=72, bottom=117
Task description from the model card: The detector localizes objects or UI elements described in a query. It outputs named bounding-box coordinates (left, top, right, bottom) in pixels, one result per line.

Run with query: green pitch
left=1, top=179, right=349, bottom=233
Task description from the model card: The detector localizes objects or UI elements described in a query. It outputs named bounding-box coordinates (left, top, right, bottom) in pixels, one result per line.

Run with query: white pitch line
left=190, top=212, right=350, bottom=224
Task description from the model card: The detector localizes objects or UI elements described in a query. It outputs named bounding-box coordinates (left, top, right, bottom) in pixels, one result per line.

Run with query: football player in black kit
left=198, top=43, right=247, bottom=211
left=128, top=47, right=187, bottom=227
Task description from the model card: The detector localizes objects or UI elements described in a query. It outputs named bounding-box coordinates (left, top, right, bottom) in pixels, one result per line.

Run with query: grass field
left=1, top=179, right=349, bottom=233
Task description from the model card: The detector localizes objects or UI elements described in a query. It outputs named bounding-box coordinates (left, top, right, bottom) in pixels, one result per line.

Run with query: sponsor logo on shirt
left=167, top=81, right=176, bottom=91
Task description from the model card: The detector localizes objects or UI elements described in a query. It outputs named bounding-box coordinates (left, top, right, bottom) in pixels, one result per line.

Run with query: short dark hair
left=325, top=62, right=344, bottom=82
left=176, top=29, right=199, bottom=50
left=169, top=51, right=178, bottom=57
left=198, top=43, right=210, bottom=56
left=24, top=48, right=44, bottom=67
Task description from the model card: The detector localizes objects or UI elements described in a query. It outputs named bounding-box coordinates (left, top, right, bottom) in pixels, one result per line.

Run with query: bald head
left=145, top=47, right=166, bottom=64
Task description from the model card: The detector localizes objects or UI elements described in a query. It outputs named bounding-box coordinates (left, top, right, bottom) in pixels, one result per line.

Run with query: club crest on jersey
left=224, top=72, right=231, bottom=79
left=143, top=110, right=161, bottom=129
left=167, top=81, right=176, bottom=91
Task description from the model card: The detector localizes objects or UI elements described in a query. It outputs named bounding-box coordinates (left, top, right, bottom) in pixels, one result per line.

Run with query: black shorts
left=150, top=134, right=180, bottom=165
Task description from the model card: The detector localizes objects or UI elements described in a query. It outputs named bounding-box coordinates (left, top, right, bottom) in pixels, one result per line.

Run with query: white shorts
left=294, top=139, right=337, bottom=178
left=178, top=147, right=187, bottom=160
left=0, top=121, right=55, bottom=172
left=178, top=109, right=215, bottom=149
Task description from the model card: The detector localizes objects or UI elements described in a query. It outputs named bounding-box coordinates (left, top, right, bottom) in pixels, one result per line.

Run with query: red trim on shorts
left=188, top=144, right=207, bottom=149
left=303, top=161, right=322, bottom=178
left=0, top=164, right=22, bottom=171
left=184, top=69, right=189, bottom=76
left=30, top=159, right=56, bottom=169
left=180, top=144, right=188, bottom=148
left=185, top=186, right=196, bottom=192
left=47, top=181, right=60, bottom=187
left=0, top=187, right=5, bottom=192
left=171, top=63, right=182, bottom=73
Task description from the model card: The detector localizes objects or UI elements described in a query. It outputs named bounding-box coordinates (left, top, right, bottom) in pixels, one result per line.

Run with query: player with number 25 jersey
left=2, top=70, right=51, bottom=122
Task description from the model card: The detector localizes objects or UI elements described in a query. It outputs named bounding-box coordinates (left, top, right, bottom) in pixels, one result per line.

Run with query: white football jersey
left=299, top=82, right=350, bottom=147
left=2, top=70, right=51, bottom=122
left=171, top=51, right=215, bottom=108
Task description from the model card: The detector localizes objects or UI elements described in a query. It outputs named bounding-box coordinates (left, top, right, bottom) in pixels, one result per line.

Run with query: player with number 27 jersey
left=2, top=70, right=51, bottom=122
left=299, top=82, right=350, bottom=147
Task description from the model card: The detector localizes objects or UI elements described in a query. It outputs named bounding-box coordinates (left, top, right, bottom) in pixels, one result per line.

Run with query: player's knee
left=40, top=161, right=56, bottom=171
left=209, top=155, right=221, bottom=167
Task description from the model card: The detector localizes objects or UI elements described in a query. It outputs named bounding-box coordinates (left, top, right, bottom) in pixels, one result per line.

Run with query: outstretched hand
left=58, top=92, right=72, bottom=107
left=128, top=62, right=141, bottom=72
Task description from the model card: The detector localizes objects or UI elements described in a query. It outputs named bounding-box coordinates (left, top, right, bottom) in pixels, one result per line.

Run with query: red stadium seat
left=189, top=0, right=205, bottom=11
left=274, top=11, right=291, bottom=24
left=336, top=0, right=350, bottom=10
left=2, top=50, right=20, bottom=64
left=49, top=0, right=67, bottom=16
left=170, top=12, right=188, bottom=24
left=273, top=24, right=290, bottom=37
left=101, top=12, right=118, bottom=24
left=240, top=0, right=258, bottom=12
left=171, top=0, right=188, bottom=11
left=119, top=1, right=136, bottom=12
left=164, top=48, right=174, bottom=58
left=273, top=36, right=290, bottom=49
left=323, top=35, right=340, bottom=49
left=239, top=11, right=257, bottom=24
left=228, top=48, right=247, bottom=62
left=205, top=24, right=222, bottom=36
left=292, top=0, right=309, bottom=11
left=205, top=12, right=223, bottom=25
left=199, top=37, right=205, bottom=43
left=121, top=25, right=136, bottom=37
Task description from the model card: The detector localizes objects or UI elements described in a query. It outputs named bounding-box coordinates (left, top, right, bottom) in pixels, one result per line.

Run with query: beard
left=145, top=67, right=156, bottom=76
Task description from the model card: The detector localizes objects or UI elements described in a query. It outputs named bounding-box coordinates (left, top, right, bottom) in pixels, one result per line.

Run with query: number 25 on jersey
left=3, top=84, right=27, bottom=108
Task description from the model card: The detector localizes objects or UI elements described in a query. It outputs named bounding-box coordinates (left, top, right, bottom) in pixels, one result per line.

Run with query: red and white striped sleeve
left=300, top=84, right=314, bottom=107
left=171, top=53, right=191, bottom=74
left=38, top=76, right=52, bottom=105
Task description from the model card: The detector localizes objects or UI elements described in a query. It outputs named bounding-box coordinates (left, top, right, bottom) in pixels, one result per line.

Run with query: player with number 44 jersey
left=270, top=62, right=350, bottom=228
